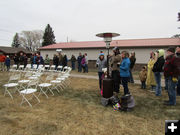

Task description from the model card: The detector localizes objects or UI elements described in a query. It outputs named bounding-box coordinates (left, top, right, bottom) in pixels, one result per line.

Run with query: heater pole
left=107, top=42, right=110, bottom=78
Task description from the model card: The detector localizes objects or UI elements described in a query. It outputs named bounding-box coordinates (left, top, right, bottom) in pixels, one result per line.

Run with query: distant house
left=0, top=46, right=32, bottom=58
left=39, top=38, right=180, bottom=65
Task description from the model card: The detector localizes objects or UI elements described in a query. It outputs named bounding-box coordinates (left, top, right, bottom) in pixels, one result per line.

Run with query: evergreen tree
left=42, top=24, right=56, bottom=46
left=11, top=33, right=20, bottom=48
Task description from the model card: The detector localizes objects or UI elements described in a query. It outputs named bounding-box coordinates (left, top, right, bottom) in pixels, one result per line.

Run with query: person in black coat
left=53, top=54, right=59, bottom=70
left=19, top=52, right=24, bottom=65
left=13, top=53, right=19, bottom=65
left=62, top=54, right=68, bottom=67
left=23, top=53, right=28, bottom=69
left=129, top=52, right=136, bottom=83
left=152, top=49, right=165, bottom=96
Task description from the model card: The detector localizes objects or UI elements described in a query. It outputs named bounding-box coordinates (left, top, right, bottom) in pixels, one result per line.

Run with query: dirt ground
left=0, top=72, right=180, bottom=135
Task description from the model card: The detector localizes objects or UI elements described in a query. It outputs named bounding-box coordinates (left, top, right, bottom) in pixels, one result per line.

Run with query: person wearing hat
left=164, top=47, right=178, bottom=106
left=96, top=53, right=107, bottom=91
left=110, top=47, right=122, bottom=96
left=5, top=55, right=10, bottom=71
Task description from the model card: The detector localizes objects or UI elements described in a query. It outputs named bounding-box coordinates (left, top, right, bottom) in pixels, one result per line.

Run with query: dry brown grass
left=0, top=72, right=180, bottom=135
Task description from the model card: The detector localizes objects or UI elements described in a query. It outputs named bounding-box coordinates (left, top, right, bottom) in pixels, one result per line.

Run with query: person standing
left=84, top=53, right=88, bottom=73
left=62, top=54, right=68, bottom=68
left=175, top=46, right=180, bottom=96
left=81, top=55, right=86, bottom=73
left=30, top=53, right=35, bottom=69
left=19, top=52, right=24, bottom=65
left=5, top=55, right=10, bottom=71
left=129, top=52, right=136, bottom=83
left=96, top=53, right=107, bottom=91
left=44, top=54, right=50, bottom=69
left=110, top=47, right=122, bottom=96
left=58, top=51, right=63, bottom=66
left=77, top=53, right=83, bottom=72
left=146, top=52, right=156, bottom=92
left=120, top=51, right=131, bottom=96
left=23, top=53, right=28, bottom=69
left=152, top=49, right=165, bottom=96
left=71, top=55, right=76, bottom=70
left=139, top=66, right=147, bottom=89
left=13, top=53, right=19, bottom=65
left=0, top=52, right=6, bottom=71
left=164, top=47, right=179, bottom=106
left=36, top=53, right=41, bottom=69
left=53, top=54, right=59, bottom=70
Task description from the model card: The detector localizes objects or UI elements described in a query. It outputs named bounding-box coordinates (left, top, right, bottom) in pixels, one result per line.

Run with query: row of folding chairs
left=10, top=64, right=70, bottom=73
left=3, top=67, right=72, bottom=107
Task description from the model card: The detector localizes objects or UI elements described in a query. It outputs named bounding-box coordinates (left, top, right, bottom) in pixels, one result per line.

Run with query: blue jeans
left=154, top=72, right=162, bottom=96
left=98, top=72, right=104, bottom=90
left=141, top=81, right=146, bottom=89
left=121, top=77, right=130, bottom=95
left=165, top=76, right=168, bottom=91
left=71, top=62, right=75, bottom=70
left=129, top=70, right=134, bottom=83
left=85, top=64, right=88, bottom=73
left=78, top=63, right=82, bottom=72
left=167, top=77, right=177, bottom=105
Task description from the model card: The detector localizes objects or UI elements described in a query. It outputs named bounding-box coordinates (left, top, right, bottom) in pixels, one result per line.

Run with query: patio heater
left=96, top=32, right=120, bottom=98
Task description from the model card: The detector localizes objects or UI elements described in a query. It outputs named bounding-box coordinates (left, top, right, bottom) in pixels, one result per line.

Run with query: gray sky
left=0, top=0, right=179, bottom=46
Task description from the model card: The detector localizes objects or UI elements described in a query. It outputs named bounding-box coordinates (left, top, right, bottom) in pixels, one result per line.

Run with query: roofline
left=39, top=45, right=179, bottom=50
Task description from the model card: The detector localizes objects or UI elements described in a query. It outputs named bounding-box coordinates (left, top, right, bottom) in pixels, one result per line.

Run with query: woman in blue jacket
left=5, top=55, right=10, bottom=71
left=120, top=51, right=131, bottom=95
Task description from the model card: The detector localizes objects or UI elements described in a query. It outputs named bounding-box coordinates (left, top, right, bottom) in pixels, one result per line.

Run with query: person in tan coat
left=139, top=66, right=147, bottom=89
left=109, top=47, right=122, bottom=96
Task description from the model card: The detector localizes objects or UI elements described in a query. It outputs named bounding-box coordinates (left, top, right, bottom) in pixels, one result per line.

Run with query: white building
left=39, top=38, right=180, bottom=64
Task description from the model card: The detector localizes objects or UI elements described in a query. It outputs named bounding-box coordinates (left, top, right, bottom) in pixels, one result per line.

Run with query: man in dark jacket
left=77, top=53, right=83, bottom=72
left=152, top=49, right=165, bottom=96
left=175, top=46, right=180, bottom=96
left=164, top=47, right=179, bottom=106
left=129, top=52, right=136, bottom=83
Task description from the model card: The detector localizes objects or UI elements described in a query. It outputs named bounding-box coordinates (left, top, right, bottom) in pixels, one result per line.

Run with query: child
left=5, top=55, right=10, bottom=71
left=139, top=66, right=147, bottom=89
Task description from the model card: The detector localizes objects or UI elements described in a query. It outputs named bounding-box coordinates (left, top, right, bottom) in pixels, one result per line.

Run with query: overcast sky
left=0, top=0, right=179, bottom=46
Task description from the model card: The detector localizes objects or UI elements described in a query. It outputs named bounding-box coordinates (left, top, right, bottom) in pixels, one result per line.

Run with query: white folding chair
left=50, top=65, right=56, bottom=71
left=19, top=79, right=40, bottom=107
left=38, top=74, right=54, bottom=98
left=3, top=73, right=21, bottom=99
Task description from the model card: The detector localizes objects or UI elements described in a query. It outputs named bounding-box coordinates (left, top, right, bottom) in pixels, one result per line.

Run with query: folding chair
left=19, top=78, right=40, bottom=107
left=38, top=74, right=54, bottom=98
left=3, top=73, right=21, bottom=99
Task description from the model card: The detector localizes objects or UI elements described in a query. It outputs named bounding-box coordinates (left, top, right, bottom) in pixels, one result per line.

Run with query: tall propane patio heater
left=96, top=32, right=120, bottom=98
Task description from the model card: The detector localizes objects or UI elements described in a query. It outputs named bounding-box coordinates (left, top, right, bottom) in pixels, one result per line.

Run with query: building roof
left=39, top=38, right=180, bottom=50
left=0, top=46, right=31, bottom=54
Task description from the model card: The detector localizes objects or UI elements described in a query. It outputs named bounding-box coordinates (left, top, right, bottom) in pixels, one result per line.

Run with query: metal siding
left=40, top=47, right=168, bottom=64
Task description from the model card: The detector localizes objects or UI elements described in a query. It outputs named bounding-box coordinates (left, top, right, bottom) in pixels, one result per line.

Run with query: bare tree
left=19, top=30, right=43, bottom=51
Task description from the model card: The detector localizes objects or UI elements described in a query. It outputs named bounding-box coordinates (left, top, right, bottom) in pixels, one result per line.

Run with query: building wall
left=40, top=46, right=168, bottom=64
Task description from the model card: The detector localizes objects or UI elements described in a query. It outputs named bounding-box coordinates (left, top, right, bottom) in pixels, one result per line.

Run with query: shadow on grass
left=54, top=86, right=180, bottom=121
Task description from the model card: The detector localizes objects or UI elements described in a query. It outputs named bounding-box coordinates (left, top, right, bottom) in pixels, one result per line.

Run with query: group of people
left=96, top=47, right=135, bottom=97
left=96, top=46, right=180, bottom=106
left=0, top=52, right=10, bottom=71
left=139, top=46, right=180, bottom=106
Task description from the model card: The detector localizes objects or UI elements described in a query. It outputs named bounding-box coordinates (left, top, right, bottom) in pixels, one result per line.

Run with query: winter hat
left=99, top=53, right=104, bottom=56
left=158, top=49, right=165, bottom=57
left=167, top=47, right=175, bottom=53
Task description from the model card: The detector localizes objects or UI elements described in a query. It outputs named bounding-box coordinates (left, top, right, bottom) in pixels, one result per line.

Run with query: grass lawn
left=0, top=72, right=180, bottom=135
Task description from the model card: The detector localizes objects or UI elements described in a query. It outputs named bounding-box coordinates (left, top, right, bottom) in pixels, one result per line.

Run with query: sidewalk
left=70, top=73, right=165, bottom=87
